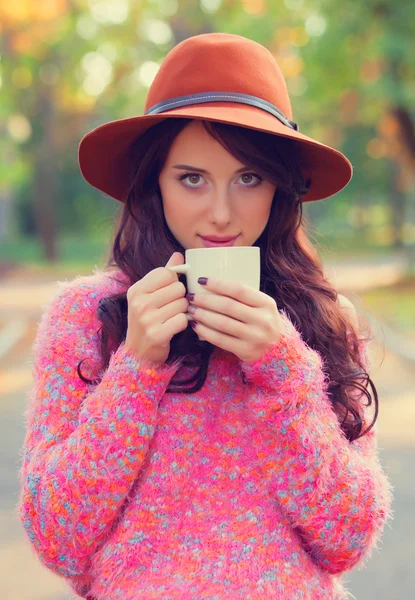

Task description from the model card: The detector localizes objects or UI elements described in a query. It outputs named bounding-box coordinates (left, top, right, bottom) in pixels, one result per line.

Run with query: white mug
left=167, top=246, right=260, bottom=294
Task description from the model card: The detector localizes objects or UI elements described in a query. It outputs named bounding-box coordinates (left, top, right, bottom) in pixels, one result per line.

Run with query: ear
left=337, top=293, right=359, bottom=333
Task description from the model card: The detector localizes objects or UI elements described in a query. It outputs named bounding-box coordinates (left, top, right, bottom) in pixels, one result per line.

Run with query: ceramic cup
left=167, top=246, right=260, bottom=294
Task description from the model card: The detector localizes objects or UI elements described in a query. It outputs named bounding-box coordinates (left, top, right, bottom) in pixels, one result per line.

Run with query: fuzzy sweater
left=17, top=268, right=394, bottom=600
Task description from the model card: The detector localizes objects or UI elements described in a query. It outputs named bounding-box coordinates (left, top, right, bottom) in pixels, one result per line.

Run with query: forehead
left=170, top=120, right=217, bottom=150
left=166, top=120, right=242, bottom=166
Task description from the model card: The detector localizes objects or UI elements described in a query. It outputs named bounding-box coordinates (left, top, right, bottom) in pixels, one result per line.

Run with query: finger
left=190, top=291, right=273, bottom=328
left=190, top=293, right=252, bottom=324
left=165, top=252, right=184, bottom=267
left=138, top=267, right=178, bottom=294
left=192, top=320, right=249, bottom=356
left=197, top=276, right=273, bottom=309
left=188, top=305, right=252, bottom=339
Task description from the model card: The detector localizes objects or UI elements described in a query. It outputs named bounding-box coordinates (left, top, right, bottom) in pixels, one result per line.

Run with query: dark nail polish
left=198, top=277, right=208, bottom=285
left=186, top=293, right=195, bottom=301
left=190, top=320, right=197, bottom=328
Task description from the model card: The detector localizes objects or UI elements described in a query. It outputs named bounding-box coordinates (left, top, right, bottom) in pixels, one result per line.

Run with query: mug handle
left=166, top=264, right=190, bottom=275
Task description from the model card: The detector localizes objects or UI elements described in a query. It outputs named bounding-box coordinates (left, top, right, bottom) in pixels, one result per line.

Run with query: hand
left=186, top=276, right=284, bottom=364
left=125, top=252, right=189, bottom=367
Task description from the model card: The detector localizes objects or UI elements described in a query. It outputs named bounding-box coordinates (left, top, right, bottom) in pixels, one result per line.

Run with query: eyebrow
left=172, top=164, right=252, bottom=174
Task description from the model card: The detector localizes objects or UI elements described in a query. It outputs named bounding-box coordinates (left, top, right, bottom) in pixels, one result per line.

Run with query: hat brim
left=78, top=103, right=353, bottom=203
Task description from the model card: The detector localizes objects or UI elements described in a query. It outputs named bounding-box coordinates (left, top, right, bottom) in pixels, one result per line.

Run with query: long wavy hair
left=78, top=117, right=378, bottom=443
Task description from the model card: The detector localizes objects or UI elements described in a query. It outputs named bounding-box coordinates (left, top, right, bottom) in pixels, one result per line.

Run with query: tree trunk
left=32, top=84, right=59, bottom=262
left=0, top=188, right=13, bottom=239
left=389, top=161, right=406, bottom=249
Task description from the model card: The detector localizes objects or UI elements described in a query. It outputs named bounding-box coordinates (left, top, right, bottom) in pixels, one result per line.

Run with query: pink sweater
left=17, top=268, right=393, bottom=600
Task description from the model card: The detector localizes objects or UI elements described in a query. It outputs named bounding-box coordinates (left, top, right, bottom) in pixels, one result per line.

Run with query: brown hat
left=78, top=32, right=352, bottom=203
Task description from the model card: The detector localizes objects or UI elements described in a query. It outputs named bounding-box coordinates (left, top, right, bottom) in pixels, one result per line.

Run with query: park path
left=0, top=255, right=413, bottom=599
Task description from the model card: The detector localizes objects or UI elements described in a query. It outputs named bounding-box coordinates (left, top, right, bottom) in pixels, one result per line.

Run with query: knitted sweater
left=17, top=268, right=393, bottom=600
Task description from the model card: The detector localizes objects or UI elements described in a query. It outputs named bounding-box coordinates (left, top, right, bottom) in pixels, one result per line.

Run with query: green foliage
left=1, top=0, right=414, bottom=256
left=0, top=234, right=108, bottom=265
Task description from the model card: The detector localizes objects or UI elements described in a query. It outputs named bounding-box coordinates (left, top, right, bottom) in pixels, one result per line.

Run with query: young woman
left=18, top=33, right=393, bottom=600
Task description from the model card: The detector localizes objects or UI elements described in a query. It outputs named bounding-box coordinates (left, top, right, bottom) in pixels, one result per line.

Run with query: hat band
left=144, top=91, right=299, bottom=131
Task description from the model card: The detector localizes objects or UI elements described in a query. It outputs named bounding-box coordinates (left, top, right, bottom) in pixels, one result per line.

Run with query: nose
left=207, top=191, right=234, bottom=226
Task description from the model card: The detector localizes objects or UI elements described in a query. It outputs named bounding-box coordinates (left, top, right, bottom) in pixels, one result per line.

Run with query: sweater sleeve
left=16, top=279, right=183, bottom=595
left=239, top=311, right=394, bottom=575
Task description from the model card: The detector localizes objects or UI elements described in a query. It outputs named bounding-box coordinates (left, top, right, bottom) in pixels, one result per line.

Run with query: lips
left=200, top=234, right=239, bottom=247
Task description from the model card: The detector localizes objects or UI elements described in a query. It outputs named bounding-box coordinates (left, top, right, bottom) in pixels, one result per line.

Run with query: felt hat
left=78, top=32, right=353, bottom=203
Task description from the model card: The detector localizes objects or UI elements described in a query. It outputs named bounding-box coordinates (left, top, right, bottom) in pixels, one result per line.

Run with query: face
left=158, top=120, right=277, bottom=249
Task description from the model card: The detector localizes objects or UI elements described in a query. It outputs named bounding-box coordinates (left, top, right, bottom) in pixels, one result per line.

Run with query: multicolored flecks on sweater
left=17, top=267, right=394, bottom=600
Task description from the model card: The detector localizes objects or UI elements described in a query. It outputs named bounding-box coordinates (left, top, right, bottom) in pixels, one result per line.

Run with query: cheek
left=162, top=188, right=186, bottom=220
left=163, top=195, right=197, bottom=235
left=245, top=193, right=273, bottom=223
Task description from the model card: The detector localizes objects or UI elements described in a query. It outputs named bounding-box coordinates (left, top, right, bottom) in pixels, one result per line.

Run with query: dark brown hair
left=78, top=117, right=377, bottom=443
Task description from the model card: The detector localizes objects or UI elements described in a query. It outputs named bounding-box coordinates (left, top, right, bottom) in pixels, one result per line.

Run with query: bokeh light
left=12, top=67, right=33, bottom=89
left=280, top=54, right=304, bottom=78
left=305, top=14, right=327, bottom=37
left=289, top=26, right=309, bottom=47
left=7, top=114, right=32, bottom=142
left=158, top=0, right=178, bottom=18
left=76, top=13, right=99, bottom=39
left=200, top=0, right=222, bottom=13
left=137, top=19, right=173, bottom=45
left=87, top=0, right=129, bottom=24
left=81, top=51, right=113, bottom=96
left=241, top=0, right=266, bottom=16
left=139, top=61, right=161, bottom=88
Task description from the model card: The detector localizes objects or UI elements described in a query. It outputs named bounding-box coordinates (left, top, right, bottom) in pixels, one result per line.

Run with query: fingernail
left=186, top=293, right=195, bottom=301
left=190, top=320, right=197, bottom=328
left=198, top=277, right=208, bottom=285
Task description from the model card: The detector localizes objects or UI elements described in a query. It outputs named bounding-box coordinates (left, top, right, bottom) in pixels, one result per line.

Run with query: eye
left=177, top=173, right=204, bottom=187
left=176, top=172, right=263, bottom=188
left=239, top=173, right=263, bottom=186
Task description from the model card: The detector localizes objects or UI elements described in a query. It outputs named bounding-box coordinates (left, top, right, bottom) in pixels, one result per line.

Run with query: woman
left=18, top=33, right=393, bottom=599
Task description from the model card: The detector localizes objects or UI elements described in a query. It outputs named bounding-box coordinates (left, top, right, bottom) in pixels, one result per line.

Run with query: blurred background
left=0, top=1, right=414, bottom=598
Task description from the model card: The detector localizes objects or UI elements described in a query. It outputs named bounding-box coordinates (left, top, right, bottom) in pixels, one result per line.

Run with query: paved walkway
left=0, top=255, right=413, bottom=599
